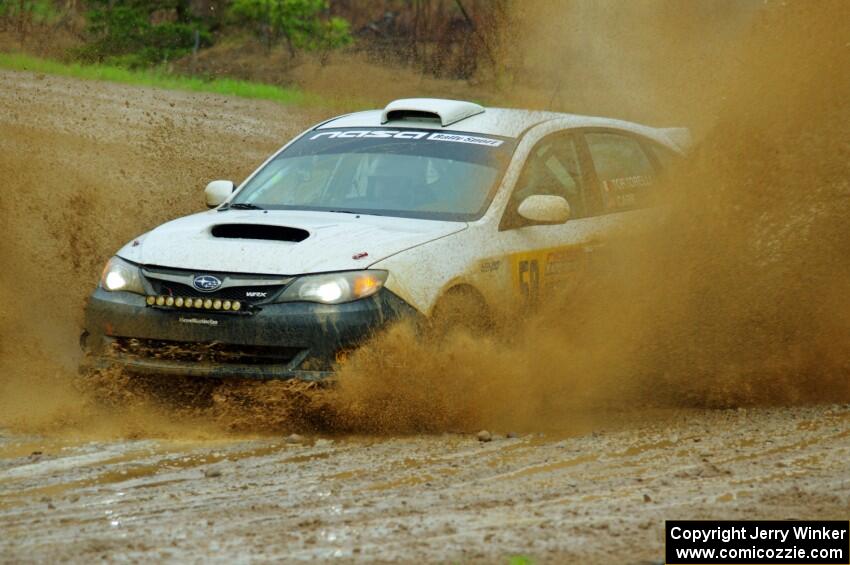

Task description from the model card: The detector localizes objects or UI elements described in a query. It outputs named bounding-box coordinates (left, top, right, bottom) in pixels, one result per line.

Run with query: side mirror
left=517, top=195, right=571, bottom=224
left=205, top=180, right=235, bottom=208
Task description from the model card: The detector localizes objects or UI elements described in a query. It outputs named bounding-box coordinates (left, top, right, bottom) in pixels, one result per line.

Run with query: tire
left=429, top=286, right=493, bottom=337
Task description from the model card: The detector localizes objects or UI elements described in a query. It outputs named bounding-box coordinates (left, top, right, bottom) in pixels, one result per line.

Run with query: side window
left=585, top=132, right=657, bottom=213
left=649, top=144, right=680, bottom=172
left=502, top=134, right=585, bottom=229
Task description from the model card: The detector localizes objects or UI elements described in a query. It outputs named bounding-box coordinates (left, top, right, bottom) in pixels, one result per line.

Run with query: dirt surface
left=2, top=39, right=850, bottom=563
left=1, top=405, right=849, bottom=563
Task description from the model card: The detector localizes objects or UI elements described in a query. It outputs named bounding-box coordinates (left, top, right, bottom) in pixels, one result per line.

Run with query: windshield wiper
left=222, top=202, right=265, bottom=211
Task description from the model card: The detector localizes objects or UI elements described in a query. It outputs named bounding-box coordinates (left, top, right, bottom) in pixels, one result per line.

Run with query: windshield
left=231, top=128, right=517, bottom=221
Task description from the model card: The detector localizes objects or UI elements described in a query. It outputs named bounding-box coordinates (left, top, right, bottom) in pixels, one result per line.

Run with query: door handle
left=582, top=240, right=605, bottom=253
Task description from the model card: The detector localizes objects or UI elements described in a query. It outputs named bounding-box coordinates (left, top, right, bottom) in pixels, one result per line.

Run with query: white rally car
left=83, top=98, right=688, bottom=380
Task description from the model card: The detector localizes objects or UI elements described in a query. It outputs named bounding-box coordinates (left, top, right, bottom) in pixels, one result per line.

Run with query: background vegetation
left=0, top=0, right=503, bottom=79
left=0, top=1, right=760, bottom=124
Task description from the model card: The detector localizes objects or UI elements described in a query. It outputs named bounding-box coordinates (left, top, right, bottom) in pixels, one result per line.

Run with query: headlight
left=100, top=256, right=145, bottom=294
left=276, top=270, right=388, bottom=304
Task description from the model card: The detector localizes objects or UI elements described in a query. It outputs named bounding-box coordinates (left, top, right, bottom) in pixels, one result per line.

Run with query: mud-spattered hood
left=117, top=210, right=466, bottom=274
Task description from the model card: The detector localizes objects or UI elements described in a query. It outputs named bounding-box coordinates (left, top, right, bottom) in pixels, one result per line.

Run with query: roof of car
left=317, top=98, right=690, bottom=151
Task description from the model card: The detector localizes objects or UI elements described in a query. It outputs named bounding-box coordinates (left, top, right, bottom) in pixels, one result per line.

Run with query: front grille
left=112, top=338, right=302, bottom=366
left=148, top=280, right=285, bottom=304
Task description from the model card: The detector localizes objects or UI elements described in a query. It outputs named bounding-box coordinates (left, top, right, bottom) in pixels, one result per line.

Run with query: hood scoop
left=211, top=224, right=309, bottom=242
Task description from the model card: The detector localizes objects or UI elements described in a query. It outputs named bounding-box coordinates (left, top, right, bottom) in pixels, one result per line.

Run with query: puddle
left=366, top=474, right=435, bottom=491
left=488, top=454, right=599, bottom=481
left=281, top=451, right=333, bottom=465
left=0, top=440, right=292, bottom=508
left=614, top=440, right=676, bottom=458
left=718, top=433, right=841, bottom=464
left=0, top=437, right=73, bottom=460
left=325, top=469, right=367, bottom=481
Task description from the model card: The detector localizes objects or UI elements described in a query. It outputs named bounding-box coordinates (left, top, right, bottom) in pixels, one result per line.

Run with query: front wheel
left=428, top=286, right=493, bottom=338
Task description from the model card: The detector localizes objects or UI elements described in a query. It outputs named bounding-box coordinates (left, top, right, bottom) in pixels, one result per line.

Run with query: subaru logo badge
left=192, top=275, right=222, bottom=292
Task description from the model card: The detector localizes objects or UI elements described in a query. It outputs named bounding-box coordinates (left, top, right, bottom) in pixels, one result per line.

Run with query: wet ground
left=2, top=405, right=849, bottom=562
left=2, top=70, right=850, bottom=562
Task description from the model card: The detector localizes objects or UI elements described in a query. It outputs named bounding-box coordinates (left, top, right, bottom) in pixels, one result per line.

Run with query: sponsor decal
left=310, top=130, right=429, bottom=140
left=510, top=246, right=588, bottom=301
left=309, top=130, right=503, bottom=147
left=480, top=259, right=501, bottom=273
left=179, top=317, right=219, bottom=326
left=426, top=133, right=504, bottom=147
left=245, top=291, right=268, bottom=298
left=544, top=250, right=580, bottom=276
left=192, top=274, right=223, bottom=292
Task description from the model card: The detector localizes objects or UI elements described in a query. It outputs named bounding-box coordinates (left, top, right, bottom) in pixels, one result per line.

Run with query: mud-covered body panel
left=116, top=209, right=466, bottom=275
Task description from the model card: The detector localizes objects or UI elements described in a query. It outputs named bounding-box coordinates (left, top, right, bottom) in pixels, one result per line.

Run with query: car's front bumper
left=81, top=287, right=419, bottom=380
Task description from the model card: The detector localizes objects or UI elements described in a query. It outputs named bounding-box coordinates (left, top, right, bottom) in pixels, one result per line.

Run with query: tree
left=229, top=0, right=351, bottom=59
left=0, top=0, right=62, bottom=41
left=80, top=0, right=210, bottom=67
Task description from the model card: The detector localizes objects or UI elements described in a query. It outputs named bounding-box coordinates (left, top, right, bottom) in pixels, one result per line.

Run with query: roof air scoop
left=381, top=98, right=485, bottom=127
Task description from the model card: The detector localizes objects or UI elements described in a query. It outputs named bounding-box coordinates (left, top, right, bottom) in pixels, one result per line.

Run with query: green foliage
left=0, top=52, right=313, bottom=105
left=0, top=0, right=60, bottom=24
left=78, top=1, right=210, bottom=68
left=306, top=16, right=352, bottom=53
left=229, top=0, right=352, bottom=55
left=508, top=556, right=535, bottom=565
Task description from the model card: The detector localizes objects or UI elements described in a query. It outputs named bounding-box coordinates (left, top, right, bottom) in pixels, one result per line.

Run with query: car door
left=496, top=131, right=607, bottom=307
left=569, top=128, right=674, bottom=285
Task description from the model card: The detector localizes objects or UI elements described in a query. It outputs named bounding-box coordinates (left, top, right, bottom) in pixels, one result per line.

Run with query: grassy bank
left=0, top=52, right=317, bottom=106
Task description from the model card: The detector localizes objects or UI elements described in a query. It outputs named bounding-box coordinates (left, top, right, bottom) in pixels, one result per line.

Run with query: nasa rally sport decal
left=192, top=274, right=223, bottom=292
left=309, top=130, right=504, bottom=147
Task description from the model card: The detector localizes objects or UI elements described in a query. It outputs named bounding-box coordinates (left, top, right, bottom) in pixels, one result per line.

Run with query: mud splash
left=1, top=2, right=849, bottom=438
left=491, top=0, right=763, bottom=128
left=0, top=79, right=310, bottom=439
left=325, top=0, right=850, bottom=432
